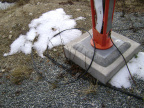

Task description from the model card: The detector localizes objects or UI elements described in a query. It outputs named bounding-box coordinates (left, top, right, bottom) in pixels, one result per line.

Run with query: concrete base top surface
left=73, top=36, right=131, bottom=67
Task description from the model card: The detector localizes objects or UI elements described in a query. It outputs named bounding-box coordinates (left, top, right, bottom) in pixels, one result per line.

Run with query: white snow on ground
left=3, top=8, right=144, bottom=88
left=0, top=1, right=15, bottom=10
left=4, top=8, right=82, bottom=58
left=109, top=52, right=144, bottom=88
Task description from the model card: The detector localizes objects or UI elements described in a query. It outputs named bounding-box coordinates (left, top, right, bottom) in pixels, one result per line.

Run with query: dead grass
left=115, top=0, right=144, bottom=13
left=78, top=82, right=98, bottom=95
left=10, top=65, right=33, bottom=84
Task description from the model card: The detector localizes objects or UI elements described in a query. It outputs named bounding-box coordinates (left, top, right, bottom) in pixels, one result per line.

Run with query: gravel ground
left=0, top=12, right=144, bottom=108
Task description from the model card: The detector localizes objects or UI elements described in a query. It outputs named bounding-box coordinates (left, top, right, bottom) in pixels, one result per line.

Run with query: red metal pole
left=90, top=0, right=116, bottom=50
left=90, top=0, right=96, bottom=29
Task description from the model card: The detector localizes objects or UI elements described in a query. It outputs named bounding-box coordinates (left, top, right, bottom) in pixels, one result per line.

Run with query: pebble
left=76, top=9, right=81, bottom=11
left=8, top=35, right=13, bottom=39
left=29, top=13, right=33, bottom=16
left=1, top=69, right=5, bottom=72
left=53, top=48, right=57, bottom=52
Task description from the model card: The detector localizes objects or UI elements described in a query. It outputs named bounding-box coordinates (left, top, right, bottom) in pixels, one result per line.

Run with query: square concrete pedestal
left=64, top=30, right=140, bottom=84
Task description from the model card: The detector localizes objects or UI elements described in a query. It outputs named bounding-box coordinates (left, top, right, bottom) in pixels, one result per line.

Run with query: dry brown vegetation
left=115, top=0, right=144, bottom=13
left=0, top=0, right=143, bottom=84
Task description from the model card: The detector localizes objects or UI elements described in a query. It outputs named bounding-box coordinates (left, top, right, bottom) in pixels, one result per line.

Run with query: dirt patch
left=115, top=0, right=144, bottom=13
left=0, top=0, right=143, bottom=84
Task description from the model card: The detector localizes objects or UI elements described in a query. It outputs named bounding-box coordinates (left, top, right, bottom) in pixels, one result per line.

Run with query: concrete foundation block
left=64, top=30, right=140, bottom=84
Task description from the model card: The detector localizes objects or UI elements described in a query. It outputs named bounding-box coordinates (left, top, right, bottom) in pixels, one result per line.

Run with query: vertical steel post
left=90, top=0, right=116, bottom=49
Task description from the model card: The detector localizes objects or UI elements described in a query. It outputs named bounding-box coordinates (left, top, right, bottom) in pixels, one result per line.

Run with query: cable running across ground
left=31, top=28, right=143, bottom=101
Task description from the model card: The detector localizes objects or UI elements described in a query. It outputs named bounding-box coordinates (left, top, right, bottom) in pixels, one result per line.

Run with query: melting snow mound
left=4, top=8, right=82, bottom=58
left=109, top=52, right=144, bottom=88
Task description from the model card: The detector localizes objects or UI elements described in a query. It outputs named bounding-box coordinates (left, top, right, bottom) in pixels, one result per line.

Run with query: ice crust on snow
left=4, top=8, right=82, bottom=58
left=109, top=52, right=144, bottom=88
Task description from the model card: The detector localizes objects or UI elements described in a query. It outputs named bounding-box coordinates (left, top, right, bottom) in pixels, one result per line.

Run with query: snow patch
left=109, top=52, right=144, bottom=88
left=4, top=35, right=26, bottom=56
left=0, top=1, right=15, bottom=10
left=4, top=8, right=82, bottom=58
